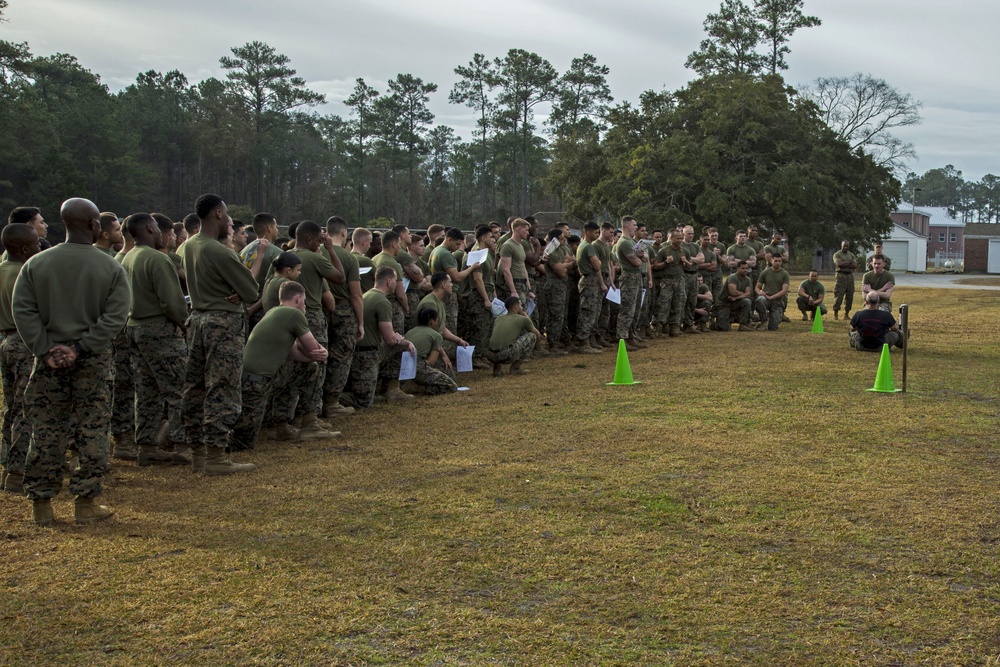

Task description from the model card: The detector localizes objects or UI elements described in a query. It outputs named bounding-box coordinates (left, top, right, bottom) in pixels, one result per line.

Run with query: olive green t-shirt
left=577, top=240, right=598, bottom=277
left=0, top=259, right=24, bottom=331
left=361, top=289, right=393, bottom=348
left=372, top=251, right=404, bottom=280
left=833, top=250, right=857, bottom=272
left=764, top=243, right=786, bottom=260
left=799, top=279, right=825, bottom=300
left=291, top=248, right=334, bottom=311
left=261, top=275, right=290, bottom=313
left=615, top=237, right=642, bottom=274
left=727, top=244, right=756, bottom=269
left=181, top=233, right=259, bottom=313
left=681, top=241, right=701, bottom=273
left=757, top=268, right=790, bottom=296
left=489, top=313, right=534, bottom=350
left=355, top=253, right=375, bottom=293
left=430, top=245, right=458, bottom=276
left=121, top=245, right=188, bottom=327
left=862, top=270, right=895, bottom=293
left=322, top=245, right=359, bottom=303
left=472, top=246, right=496, bottom=293
left=499, top=239, right=527, bottom=280
left=698, top=246, right=717, bottom=282
left=240, top=239, right=283, bottom=295
left=593, top=240, right=612, bottom=274
left=656, top=244, right=688, bottom=279
left=403, top=325, right=442, bottom=362
left=711, top=242, right=727, bottom=276
left=417, top=292, right=447, bottom=334
left=243, top=305, right=310, bottom=377
left=726, top=273, right=752, bottom=300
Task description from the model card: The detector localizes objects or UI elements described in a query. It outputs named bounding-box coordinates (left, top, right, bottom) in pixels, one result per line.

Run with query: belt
left=838, top=271, right=853, bottom=274
left=242, top=372, right=267, bottom=383
left=356, top=344, right=380, bottom=352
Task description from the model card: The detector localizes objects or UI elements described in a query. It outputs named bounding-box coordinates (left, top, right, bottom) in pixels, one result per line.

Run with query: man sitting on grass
left=849, top=291, right=905, bottom=352
left=486, top=296, right=542, bottom=377
left=402, top=307, right=458, bottom=395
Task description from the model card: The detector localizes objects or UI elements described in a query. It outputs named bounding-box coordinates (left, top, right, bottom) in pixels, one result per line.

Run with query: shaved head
left=60, top=197, right=101, bottom=243
left=1, top=223, right=38, bottom=252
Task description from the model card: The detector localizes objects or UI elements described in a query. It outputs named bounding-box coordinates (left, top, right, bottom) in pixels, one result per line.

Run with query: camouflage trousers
left=459, top=297, right=492, bottom=358
left=231, top=359, right=320, bottom=451
left=716, top=297, right=751, bottom=330
left=182, top=310, right=246, bottom=449
left=485, top=332, right=536, bottom=365
left=755, top=295, right=786, bottom=331
left=0, top=333, right=33, bottom=476
left=633, top=282, right=651, bottom=332
left=415, top=358, right=457, bottom=395
left=272, top=308, right=327, bottom=420
left=342, top=342, right=407, bottom=408
left=543, top=276, right=568, bottom=344
left=444, top=290, right=459, bottom=336
left=615, top=272, right=643, bottom=340
left=405, top=290, right=423, bottom=331
left=683, top=272, right=699, bottom=326
left=834, top=273, right=855, bottom=313
left=391, top=299, right=406, bottom=335
left=576, top=274, right=602, bottom=341
left=532, top=273, right=547, bottom=332
left=111, top=328, right=134, bottom=437
left=597, top=274, right=612, bottom=338
left=655, top=276, right=685, bottom=326
left=129, top=321, right=188, bottom=447
left=324, top=303, right=357, bottom=405
left=796, top=296, right=828, bottom=317
left=23, top=347, right=113, bottom=500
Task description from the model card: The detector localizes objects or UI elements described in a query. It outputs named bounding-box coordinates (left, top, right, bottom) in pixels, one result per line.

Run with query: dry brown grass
left=955, top=277, right=1000, bottom=287
left=1, top=283, right=999, bottom=666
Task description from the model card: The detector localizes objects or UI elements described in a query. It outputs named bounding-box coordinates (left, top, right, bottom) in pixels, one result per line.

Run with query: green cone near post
left=867, top=343, right=901, bottom=393
left=606, top=339, right=641, bottom=386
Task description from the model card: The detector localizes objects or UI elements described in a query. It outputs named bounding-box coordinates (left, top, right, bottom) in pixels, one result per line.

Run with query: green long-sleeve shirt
left=12, top=243, right=131, bottom=357
left=0, top=259, right=25, bottom=331
left=181, top=233, right=259, bottom=313
left=121, top=245, right=188, bottom=327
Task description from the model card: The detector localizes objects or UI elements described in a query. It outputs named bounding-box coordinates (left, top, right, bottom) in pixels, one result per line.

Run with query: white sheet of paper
left=358, top=266, right=373, bottom=275
left=640, top=288, right=647, bottom=308
left=606, top=287, right=621, bottom=304
left=634, top=239, right=655, bottom=253
left=526, top=297, right=537, bottom=316
left=456, top=345, right=474, bottom=373
left=402, top=277, right=410, bottom=292
left=398, top=350, right=416, bottom=381
left=491, top=297, right=507, bottom=317
left=466, top=248, right=488, bottom=267
left=456, top=387, right=471, bottom=391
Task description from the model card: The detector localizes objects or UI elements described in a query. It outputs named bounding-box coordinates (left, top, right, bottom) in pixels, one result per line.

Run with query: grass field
left=1, top=284, right=998, bottom=666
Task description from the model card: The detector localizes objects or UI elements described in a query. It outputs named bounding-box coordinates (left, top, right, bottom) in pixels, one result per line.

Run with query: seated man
left=862, top=254, right=895, bottom=313
left=715, top=261, right=754, bottom=331
left=486, top=296, right=542, bottom=376
left=754, top=256, right=790, bottom=331
left=230, top=281, right=333, bottom=452
left=850, top=291, right=905, bottom=351
left=402, top=307, right=458, bottom=395
left=796, top=270, right=828, bottom=320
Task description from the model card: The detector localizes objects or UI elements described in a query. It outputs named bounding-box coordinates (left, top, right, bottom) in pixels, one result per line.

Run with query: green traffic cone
left=606, top=339, right=641, bottom=386
left=811, top=308, right=825, bottom=333
left=867, top=343, right=901, bottom=393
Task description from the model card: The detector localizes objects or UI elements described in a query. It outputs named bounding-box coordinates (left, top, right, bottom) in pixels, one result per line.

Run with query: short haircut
left=253, top=212, right=276, bottom=235
left=546, top=228, right=562, bottom=241
left=391, top=224, right=408, bottom=235
left=475, top=225, right=492, bottom=240
left=504, top=295, right=520, bottom=310
left=872, top=253, right=885, bottom=262
left=736, top=229, right=747, bottom=236
left=151, top=213, right=174, bottom=233
left=195, top=193, right=224, bottom=220
left=584, top=221, right=599, bottom=232
left=375, top=266, right=397, bottom=284
left=125, top=213, right=153, bottom=238
left=327, top=216, right=348, bottom=236
left=382, top=230, right=400, bottom=247
left=430, top=271, right=449, bottom=289
left=567, top=234, right=580, bottom=245
left=183, top=213, right=200, bottom=235
left=1, top=223, right=35, bottom=250
left=511, top=218, right=529, bottom=230
left=352, top=227, right=371, bottom=243
left=7, top=207, right=40, bottom=226
left=296, top=220, right=320, bottom=241
left=445, top=227, right=465, bottom=241
left=737, top=260, right=748, bottom=268
left=99, top=212, right=119, bottom=233
left=287, top=221, right=301, bottom=240
left=417, top=307, right=438, bottom=327
left=232, top=219, right=245, bottom=231
left=278, top=280, right=305, bottom=302
left=866, top=290, right=880, bottom=304
left=272, top=251, right=303, bottom=271
left=601, top=222, right=614, bottom=231
left=524, top=216, right=537, bottom=225
left=173, top=222, right=185, bottom=237
left=427, top=224, right=445, bottom=235
left=620, top=215, right=636, bottom=225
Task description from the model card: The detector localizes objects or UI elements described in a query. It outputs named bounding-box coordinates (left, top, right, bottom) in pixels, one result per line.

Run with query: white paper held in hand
left=398, top=350, right=416, bottom=381
left=605, top=286, right=621, bottom=304
left=491, top=297, right=507, bottom=317
left=466, top=248, right=488, bottom=267
left=456, top=345, right=474, bottom=372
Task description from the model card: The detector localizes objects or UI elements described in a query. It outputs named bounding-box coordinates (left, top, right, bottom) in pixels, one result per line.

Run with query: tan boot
left=509, top=360, right=529, bottom=375
left=202, top=446, right=256, bottom=476
left=33, top=498, right=55, bottom=525
left=385, top=380, right=414, bottom=402
left=273, top=423, right=300, bottom=441
left=573, top=340, right=600, bottom=355
left=137, top=445, right=176, bottom=467
left=322, top=400, right=355, bottom=418
left=627, top=337, right=647, bottom=349
left=623, top=340, right=639, bottom=352
left=668, top=324, right=682, bottom=338
left=74, top=496, right=114, bottom=524
left=162, top=442, right=192, bottom=465
left=191, top=444, right=207, bottom=473
left=3, top=472, right=23, bottom=494
left=492, top=362, right=504, bottom=377
left=112, top=432, right=138, bottom=461
left=298, top=414, right=342, bottom=440
left=589, top=335, right=605, bottom=350
left=698, top=321, right=709, bottom=333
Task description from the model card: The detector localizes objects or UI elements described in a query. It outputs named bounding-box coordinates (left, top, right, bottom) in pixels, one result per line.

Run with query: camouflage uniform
left=485, top=332, right=536, bottom=364
left=272, top=308, right=327, bottom=419
left=323, top=303, right=357, bottom=406
left=755, top=295, right=786, bottom=330
left=181, top=311, right=246, bottom=450
left=0, top=332, right=33, bottom=477
left=655, top=276, right=685, bottom=327
left=415, top=359, right=458, bottom=395
left=342, top=341, right=407, bottom=408
left=575, top=274, right=602, bottom=343
left=405, top=290, right=423, bottom=332
left=682, top=270, right=699, bottom=327
left=128, top=321, right=187, bottom=447
left=23, top=349, right=114, bottom=500
left=231, top=359, right=320, bottom=451
left=615, top=272, right=642, bottom=340
left=458, top=298, right=492, bottom=359
left=834, top=273, right=855, bottom=314
left=110, top=328, right=135, bottom=437
left=542, top=273, right=568, bottom=345
left=391, top=300, right=406, bottom=335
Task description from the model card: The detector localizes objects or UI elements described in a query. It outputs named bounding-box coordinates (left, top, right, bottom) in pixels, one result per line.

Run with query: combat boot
left=385, top=380, right=414, bottom=402
left=202, top=447, right=256, bottom=476
left=492, top=362, right=504, bottom=377
left=272, top=423, right=300, bottom=441
left=3, top=472, right=23, bottom=494
left=111, top=431, right=138, bottom=461
left=33, top=498, right=55, bottom=525
left=698, top=321, right=710, bottom=333
left=322, top=398, right=355, bottom=418
left=589, top=335, right=605, bottom=350
left=137, top=445, right=176, bottom=467
left=298, top=414, right=342, bottom=440
left=668, top=324, right=682, bottom=338
left=509, top=360, right=529, bottom=375
left=626, top=337, right=647, bottom=349
left=190, top=444, right=207, bottom=473
left=162, top=442, right=192, bottom=465
left=572, top=339, right=600, bottom=354
left=74, top=496, right=114, bottom=524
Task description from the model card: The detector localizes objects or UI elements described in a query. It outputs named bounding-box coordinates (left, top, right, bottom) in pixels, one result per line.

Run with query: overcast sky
left=5, top=0, right=998, bottom=182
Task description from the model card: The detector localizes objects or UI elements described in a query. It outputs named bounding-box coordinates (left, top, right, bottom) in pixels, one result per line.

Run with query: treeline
left=904, top=166, right=1000, bottom=223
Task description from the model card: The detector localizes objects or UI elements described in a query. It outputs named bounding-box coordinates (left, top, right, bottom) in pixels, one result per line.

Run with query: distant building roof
left=894, top=201, right=932, bottom=217
left=964, top=223, right=1000, bottom=238
left=921, top=206, right=966, bottom=228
